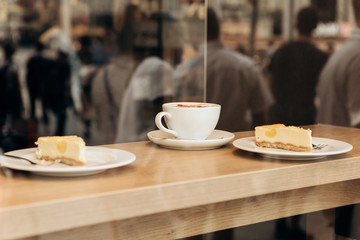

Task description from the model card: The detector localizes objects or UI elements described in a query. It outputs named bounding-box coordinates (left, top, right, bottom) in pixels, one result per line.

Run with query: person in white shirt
left=316, top=1, right=360, bottom=239
left=317, top=1, right=360, bottom=129
left=115, top=56, right=173, bottom=143
left=91, top=4, right=143, bottom=144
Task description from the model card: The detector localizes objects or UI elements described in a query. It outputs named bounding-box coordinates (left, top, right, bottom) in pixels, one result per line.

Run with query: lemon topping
left=56, top=140, right=67, bottom=154
left=265, top=128, right=277, bottom=138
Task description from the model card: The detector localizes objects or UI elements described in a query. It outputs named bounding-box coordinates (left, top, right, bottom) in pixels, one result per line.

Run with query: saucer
left=147, top=130, right=235, bottom=150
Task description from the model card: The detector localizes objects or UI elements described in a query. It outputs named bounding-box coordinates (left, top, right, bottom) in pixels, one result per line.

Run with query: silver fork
left=312, top=144, right=328, bottom=150
left=3, top=154, right=61, bottom=166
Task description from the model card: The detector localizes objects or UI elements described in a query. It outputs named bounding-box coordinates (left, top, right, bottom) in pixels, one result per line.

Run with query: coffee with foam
left=155, top=102, right=221, bottom=140
left=175, top=103, right=217, bottom=108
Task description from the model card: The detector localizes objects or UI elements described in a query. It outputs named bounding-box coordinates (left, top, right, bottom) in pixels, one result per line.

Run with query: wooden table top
left=1, top=124, right=360, bottom=239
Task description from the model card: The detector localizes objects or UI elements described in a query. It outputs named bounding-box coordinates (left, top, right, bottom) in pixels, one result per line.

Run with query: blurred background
left=0, top=0, right=355, bottom=146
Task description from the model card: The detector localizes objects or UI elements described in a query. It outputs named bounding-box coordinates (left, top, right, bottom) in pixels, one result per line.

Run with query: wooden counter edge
left=2, top=152, right=360, bottom=239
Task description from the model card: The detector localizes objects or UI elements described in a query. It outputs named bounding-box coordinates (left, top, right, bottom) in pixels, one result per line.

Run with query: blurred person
left=115, top=48, right=173, bottom=143
left=267, top=6, right=328, bottom=126
left=78, top=64, right=99, bottom=141
left=317, top=2, right=360, bottom=128
left=174, top=7, right=274, bottom=132
left=40, top=14, right=83, bottom=114
left=0, top=41, right=27, bottom=151
left=317, top=1, right=360, bottom=239
left=91, top=4, right=144, bottom=144
left=41, top=50, right=72, bottom=136
left=115, top=11, right=174, bottom=143
left=26, top=41, right=47, bottom=121
left=91, top=14, right=119, bottom=65
left=77, top=15, right=117, bottom=66
left=27, top=38, right=72, bottom=137
left=77, top=36, right=93, bottom=65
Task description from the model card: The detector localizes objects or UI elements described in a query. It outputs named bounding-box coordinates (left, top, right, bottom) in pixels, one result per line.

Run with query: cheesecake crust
left=255, top=141, right=312, bottom=152
left=38, top=155, right=86, bottom=166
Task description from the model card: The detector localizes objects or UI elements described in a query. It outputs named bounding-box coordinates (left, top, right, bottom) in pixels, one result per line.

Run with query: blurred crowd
left=1, top=1, right=360, bottom=239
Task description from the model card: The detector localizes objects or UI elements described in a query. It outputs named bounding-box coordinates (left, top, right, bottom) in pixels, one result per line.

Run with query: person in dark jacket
left=267, top=6, right=328, bottom=126
left=0, top=41, right=26, bottom=151
left=41, top=50, right=71, bottom=136
left=26, top=41, right=47, bottom=121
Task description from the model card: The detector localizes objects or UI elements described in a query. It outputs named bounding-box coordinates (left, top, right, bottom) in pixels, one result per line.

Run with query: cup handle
left=155, top=112, right=178, bottom=137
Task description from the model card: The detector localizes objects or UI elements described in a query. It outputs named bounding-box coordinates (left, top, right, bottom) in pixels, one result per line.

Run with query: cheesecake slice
left=35, top=136, right=86, bottom=166
left=255, top=124, right=312, bottom=152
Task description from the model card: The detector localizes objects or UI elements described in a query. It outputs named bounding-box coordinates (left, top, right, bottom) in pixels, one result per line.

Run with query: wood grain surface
left=1, top=124, right=360, bottom=239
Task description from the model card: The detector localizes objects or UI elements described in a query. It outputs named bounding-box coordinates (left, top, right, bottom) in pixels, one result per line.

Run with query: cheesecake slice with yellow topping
left=35, top=136, right=86, bottom=166
left=255, top=124, right=312, bottom=152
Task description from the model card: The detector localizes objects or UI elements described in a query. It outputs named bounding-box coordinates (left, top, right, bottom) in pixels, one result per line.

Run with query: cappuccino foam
left=175, top=103, right=216, bottom=108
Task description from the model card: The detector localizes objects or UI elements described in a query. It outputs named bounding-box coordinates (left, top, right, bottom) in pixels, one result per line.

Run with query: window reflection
left=0, top=0, right=356, bottom=145
left=0, top=0, right=205, bottom=146
left=0, top=0, right=356, bottom=144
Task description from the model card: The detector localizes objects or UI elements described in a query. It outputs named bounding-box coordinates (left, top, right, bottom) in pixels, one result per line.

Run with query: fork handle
left=3, top=154, right=37, bottom=165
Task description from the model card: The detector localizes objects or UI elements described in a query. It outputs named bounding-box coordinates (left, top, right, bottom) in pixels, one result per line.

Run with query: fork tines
left=312, top=143, right=328, bottom=150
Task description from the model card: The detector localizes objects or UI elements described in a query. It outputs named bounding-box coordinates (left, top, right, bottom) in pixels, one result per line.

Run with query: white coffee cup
left=155, top=102, right=221, bottom=140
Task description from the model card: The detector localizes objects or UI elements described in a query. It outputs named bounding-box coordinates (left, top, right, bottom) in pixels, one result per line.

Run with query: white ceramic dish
left=147, top=130, right=235, bottom=150
left=0, top=147, right=136, bottom=177
left=233, top=137, right=353, bottom=160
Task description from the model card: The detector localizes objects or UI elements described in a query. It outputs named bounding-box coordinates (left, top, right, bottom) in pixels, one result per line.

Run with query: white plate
left=233, top=137, right=353, bottom=160
left=147, top=130, right=235, bottom=150
left=0, top=147, right=136, bottom=177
